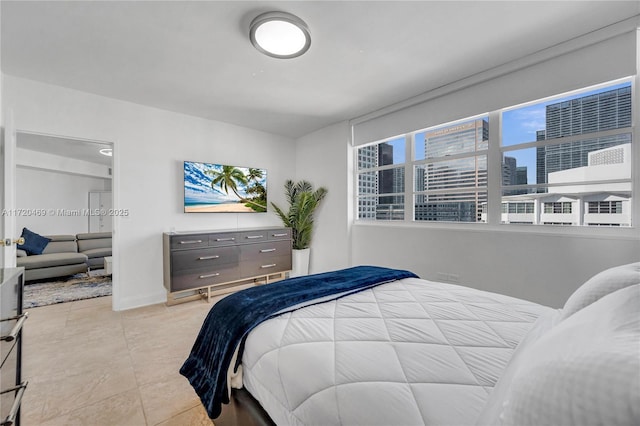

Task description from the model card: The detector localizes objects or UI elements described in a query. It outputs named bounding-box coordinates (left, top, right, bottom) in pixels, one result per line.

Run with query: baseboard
left=114, top=290, right=167, bottom=311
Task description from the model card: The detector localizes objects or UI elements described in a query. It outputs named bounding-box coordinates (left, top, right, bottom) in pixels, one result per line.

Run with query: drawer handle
left=272, top=233, right=288, bottom=237
left=198, top=255, right=220, bottom=260
left=199, top=272, right=221, bottom=279
left=0, top=313, right=29, bottom=342
left=261, top=264, right=277, bottom=269
left=1, top=381, right=28, bottom=426
left=215, top=238, right=235, bottom=242
left=260, top=248, right=276, bottom=253
left=179, top=240, right=203, bottom=244
left=246, top=235, right=264, bottom=239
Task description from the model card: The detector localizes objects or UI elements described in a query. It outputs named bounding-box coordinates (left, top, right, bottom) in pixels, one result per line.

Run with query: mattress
left=241, top=277, right=555, bottom=425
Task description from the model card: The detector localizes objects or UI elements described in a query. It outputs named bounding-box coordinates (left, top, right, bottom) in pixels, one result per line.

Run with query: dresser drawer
left=240, top=240, right=291, bottom=261
left=170, top=234, right=210, bottom=250
left=208, top=232, right=239, bottom=247
left=267, top=228, right=292, bottom=241
left=237, top=230, right=267, bottom=243
left=241, top=255, right=292, bottom=278
left=171, top=264, right=240, bottom=292
left=171, top=246, right=240, bottom=273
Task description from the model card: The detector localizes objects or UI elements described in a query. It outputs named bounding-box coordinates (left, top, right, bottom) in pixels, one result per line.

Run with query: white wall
left=16, top=166, right=109, bottom=235
left=351, top=225, right=639, bottom=308
left=2, top=76, right=296, bottom=310
left=294, top=121, right=351, bottom=273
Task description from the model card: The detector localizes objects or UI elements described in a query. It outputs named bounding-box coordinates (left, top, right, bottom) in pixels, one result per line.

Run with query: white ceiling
left=2, top=1, right=639, bottom=139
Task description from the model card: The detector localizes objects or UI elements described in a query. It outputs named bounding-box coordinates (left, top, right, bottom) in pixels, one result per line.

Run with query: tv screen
left=184, top=161, right=267, bottom=213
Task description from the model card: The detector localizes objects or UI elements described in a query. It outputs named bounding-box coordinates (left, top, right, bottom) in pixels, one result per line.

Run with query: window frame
left=353, top=77, right=635, bottom=234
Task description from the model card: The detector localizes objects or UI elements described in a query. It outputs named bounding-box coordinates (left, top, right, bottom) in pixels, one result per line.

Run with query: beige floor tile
left=66, top=294, right=113, bottom=311
left=155, top=404, right=213, bottom=426
left=130, top=351, right=186, bottom=386
left=36, top=388, right=146, bottom=426
left=138, top=373, right=201, bottom=426
left=39, top=357, right=139, bottom=421
left=21, top=387, right=46, bottom=425
left=23, top=295, right=218, bottom=425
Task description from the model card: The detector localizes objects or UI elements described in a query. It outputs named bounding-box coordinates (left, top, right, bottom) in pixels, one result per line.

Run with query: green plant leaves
left=271, top=180, right=327, bottom=249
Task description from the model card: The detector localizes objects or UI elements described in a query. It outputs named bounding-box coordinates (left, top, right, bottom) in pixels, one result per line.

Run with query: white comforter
left=241, top=277, right=554, bottom=425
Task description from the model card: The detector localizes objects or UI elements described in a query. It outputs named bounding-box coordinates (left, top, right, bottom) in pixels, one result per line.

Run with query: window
left=500, top=81, right=632, bottom=226
left=355, top=79, right=633, bottom=228
left=357, top=137, right=406, bottom=221
left=588, top=201, right=622, bottom=214
left=505, top=202, right=534, bottom=214
left=413, top=117, right=488, bottom=223
left=543, top=202, right=572, bottom=214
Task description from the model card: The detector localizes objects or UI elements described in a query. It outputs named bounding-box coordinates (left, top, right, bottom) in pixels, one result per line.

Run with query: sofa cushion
left=77, top=234, right=112, bottom=252
left=45, top=235, right=77, bottom=242
left=82, top=247, right=112, bottom=259
left=17, top=252, right=88, bottom=270
left=17, top=228, right=51, bottom=255
left=77, top=232, right=111, bottom=240
left=42, top=235, right=79, bottom=254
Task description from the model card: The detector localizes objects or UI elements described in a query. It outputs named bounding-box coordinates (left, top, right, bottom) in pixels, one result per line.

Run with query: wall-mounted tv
left=184, top=161, right=267, bottom=213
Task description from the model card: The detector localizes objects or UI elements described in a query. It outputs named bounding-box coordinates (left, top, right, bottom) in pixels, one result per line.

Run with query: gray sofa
left=17, top=235, right=88, bottom=281
left=17, top=232, right=112, bottom=282
left=77, top=232, right=112, bottom=268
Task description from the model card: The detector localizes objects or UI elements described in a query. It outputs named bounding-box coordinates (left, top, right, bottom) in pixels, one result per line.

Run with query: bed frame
left=215, top=388, right=275, bottom=426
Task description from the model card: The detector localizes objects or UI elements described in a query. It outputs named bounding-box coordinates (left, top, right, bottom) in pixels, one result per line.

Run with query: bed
left=181, top=263, right=640, bottom=426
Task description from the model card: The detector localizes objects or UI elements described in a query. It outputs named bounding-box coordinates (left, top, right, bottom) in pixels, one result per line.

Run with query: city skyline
left=503, top=81, right=631, bottom=185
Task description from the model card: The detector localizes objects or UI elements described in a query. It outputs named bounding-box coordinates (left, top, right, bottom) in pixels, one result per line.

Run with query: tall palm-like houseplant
left=271, top=180, right=327, bottom=276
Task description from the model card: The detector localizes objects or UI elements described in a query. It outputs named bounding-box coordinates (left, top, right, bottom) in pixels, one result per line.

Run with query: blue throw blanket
left=180, top=265, right=418, bottom=419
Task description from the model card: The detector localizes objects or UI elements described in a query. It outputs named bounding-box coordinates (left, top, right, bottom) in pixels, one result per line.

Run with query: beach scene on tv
left=184, top=161, right=267, bottom=213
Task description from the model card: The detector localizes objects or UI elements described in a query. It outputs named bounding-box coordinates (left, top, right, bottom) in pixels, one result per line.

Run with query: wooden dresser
left=163, top=227, right=292, bottom=305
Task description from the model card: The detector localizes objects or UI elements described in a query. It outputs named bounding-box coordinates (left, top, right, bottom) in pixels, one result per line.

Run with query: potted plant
left=271, top=180, right=327, bottom=277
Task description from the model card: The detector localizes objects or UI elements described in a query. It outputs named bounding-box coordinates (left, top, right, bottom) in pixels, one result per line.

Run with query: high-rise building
left=357, top=142, right=405, bottom=220
left=536, top=86, right=632, bottom=184
left=357, top=145, right=378, bottom=219
left=502, top=156, right=529, bottom=196
left=416, top=119, right=488, bottom=222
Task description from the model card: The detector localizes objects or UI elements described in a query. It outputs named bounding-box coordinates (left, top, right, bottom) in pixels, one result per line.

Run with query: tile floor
left=21, top=295, right=219, bottom=425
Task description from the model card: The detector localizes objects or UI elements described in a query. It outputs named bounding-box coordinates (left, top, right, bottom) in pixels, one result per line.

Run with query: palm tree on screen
left=246, top=168, right=263, bottom=183
left=207, top=165, right=266, bottom=210
left=207, top=165, right=247, bottom=200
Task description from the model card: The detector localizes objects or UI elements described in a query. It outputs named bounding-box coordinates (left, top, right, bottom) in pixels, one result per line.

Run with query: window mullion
left=487, top=110, right=502, bottom=225
left=405, top=134, right=414, bottom=223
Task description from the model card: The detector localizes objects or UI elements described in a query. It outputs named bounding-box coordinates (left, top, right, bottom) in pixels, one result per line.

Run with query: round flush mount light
left=99, top=148, right=113, bottom=157
left=249, top=11, right=311, bottom=59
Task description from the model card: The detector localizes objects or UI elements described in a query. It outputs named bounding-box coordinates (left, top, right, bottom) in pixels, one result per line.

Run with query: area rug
left=23, top=270, right=112, bottom=308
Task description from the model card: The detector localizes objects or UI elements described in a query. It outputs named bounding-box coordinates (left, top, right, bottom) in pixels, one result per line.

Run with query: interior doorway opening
left=14, top=131, right=117, bottom=311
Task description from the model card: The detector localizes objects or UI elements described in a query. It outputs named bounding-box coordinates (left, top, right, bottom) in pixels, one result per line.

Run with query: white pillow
left=498, top=284, right=640, bottom=426
left=561, top=262, right=640, bottom=320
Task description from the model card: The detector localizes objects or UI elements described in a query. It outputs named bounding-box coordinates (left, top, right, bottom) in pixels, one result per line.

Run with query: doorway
left=14, top=131, right=117, bottom=310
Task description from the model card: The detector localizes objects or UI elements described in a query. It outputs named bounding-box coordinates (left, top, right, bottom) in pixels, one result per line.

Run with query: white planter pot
left=290, top=248, right=310, bottom=277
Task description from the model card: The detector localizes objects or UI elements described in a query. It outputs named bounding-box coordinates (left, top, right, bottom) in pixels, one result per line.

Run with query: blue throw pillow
left=17, top=228, right=51, bottom=255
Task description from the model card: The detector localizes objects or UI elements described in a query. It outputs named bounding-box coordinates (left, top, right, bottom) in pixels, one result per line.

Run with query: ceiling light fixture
left=249, top=11, right=311, bottom=59
left=99, top=148, right=113, bottom=157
